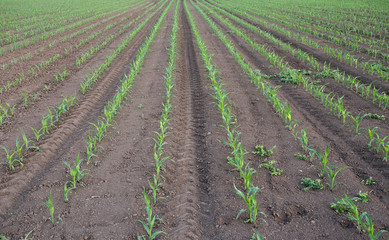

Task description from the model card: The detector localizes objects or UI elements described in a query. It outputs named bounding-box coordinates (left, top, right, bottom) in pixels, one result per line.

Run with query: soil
left=1, top=0, right=388, bottom=239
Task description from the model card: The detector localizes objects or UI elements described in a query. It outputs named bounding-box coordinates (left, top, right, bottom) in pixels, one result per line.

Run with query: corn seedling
left=148, top=174, right=163, bottom=204
left=313, top=145, right=330, bottom=178
left=362, top=176, right=376, bottom=185
left=360, top=212, right=388, bottom=240
left=371, top=133, right=388, bottom=154
left=300, top=177, right=324, bottom=191
left=23, top=91, right=28, bottom=108
left=362, top=127, right=379, bottom=150
left=63, top=181, right=74, bottom=202
left=341, top=196, right=363, bottom=232
left=234, top=183, right=264, bottom=224
left=251, top=230, right=264, bottom=240
left=298, top=129, right=313, bottom=153
left=42, top=193, right=55, bottom=224
left=382, top=142, right=389, bottom=162
left=137, top=189, right=165, bottom=240
left=325, top=165, right=352, bottom=190
left=63, top=154, right=89, bottom=189
left=15, top=138, right=24, bottom=163
left=30, top=126, right=43, bottom=141
left=0, top=145, right=18, bottom=170
left=348, top=113, right=367, bottom=135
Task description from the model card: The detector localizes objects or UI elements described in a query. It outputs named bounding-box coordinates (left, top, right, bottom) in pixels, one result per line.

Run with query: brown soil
left=0, top=0, right=388, bottom=239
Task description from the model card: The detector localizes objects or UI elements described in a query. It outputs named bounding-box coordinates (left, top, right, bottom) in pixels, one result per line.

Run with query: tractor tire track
left=159, top=3, right=215, bottom=239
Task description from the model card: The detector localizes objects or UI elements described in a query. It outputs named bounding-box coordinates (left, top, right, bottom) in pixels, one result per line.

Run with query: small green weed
left=300, top=177, right=324, bottom=191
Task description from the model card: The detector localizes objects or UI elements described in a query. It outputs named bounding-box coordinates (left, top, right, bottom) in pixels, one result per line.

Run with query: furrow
left=159, top=3, right=215, bottom=239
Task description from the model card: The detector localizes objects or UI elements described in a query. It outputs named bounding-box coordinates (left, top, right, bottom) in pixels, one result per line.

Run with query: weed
left=365, top=113, right=385, bottom=120
left=253, top=145, right=276, bottom=157
left=361, top=176, right=376, bottom=185
left=258, top=159, right=283, bottom=176
left=355, top=191, right=370, bottom=203
left=295, top=153, right=307, bottom=161
left=300, top=177, right=324, bottom=191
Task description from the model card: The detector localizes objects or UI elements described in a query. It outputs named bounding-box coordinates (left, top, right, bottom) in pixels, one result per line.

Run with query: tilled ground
left=0, top=0, right=388, bottom=239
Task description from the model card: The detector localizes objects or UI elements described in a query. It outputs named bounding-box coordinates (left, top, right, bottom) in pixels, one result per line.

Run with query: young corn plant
left=63, top=154, right=89, bottom=189
left=63, top=181, right=74, bottom=202
left=325, top=165, right=352, bottom=191
left=15, top=138, right=24, bottom=164
left=314, top=145, right=330, bottom=178
left=341, top=197, right=363, bottom=232
left=42, top=193, right=61, bottom=224
left=30, top=126, right=43, bottom=142
left=0, top=146, right=18, bottom=170
left=234, top=183, right=265, bottom=224
left=360, top=212, right=388, bottom=240
left=148, top=174, right=162, bottom=204
left=23, top=91, right=28, bottom=108
left=20, top=128, right=38, bottom=152
left=362, top=127, right=379, bottom=150
left=251, top=230, right=264, bottom=240
left=348, top=113, right=367, bottom=135
left=137, top=189, right=165, bottom=240
left=298, top=129, right=313, bottom=153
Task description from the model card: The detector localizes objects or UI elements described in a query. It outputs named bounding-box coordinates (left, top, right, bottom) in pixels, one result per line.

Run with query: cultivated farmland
left=0, top=0, right=388, bottom=239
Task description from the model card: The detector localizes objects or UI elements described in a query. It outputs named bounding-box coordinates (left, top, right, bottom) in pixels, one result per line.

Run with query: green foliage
left=253, top=145, right=276, bottom=157
left=42, top=193, right=55, bottom=224
left=258, top=159, right=283, bottom=176
left=294, top=153, right=307, bottom=161
left=300, top=177, right=324, bottom=191
left=325, top=165, right=352, bottom=190
left=361, top=176, right=376, bottom=185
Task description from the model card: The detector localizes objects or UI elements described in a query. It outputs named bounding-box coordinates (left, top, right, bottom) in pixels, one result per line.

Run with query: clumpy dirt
left=1, top=0, right=388, bottom=239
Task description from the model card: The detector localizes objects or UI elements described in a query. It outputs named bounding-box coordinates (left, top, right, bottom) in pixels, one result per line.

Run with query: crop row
left=0, top=0, right=167, bottom=171
left=138, top=1, right=179, bottom=239
left=198, top=0, right=389, bottom=162
left=204, top=0, right=389, bottom=110
left=223, top=0, right=389, bottom=59
left=0, top=0, right=138, bottom=57
left=191, top=0, right=388, bottom=238
left=208, top=0, right=389, bottom=81
left=185, top=1, right=265, bottom=238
